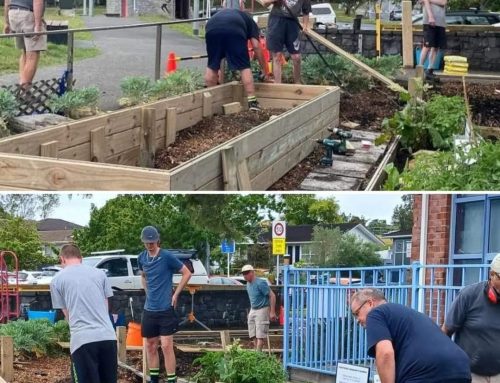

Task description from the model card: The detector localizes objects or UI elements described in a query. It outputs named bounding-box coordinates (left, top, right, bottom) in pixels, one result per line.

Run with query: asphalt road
left=0, top=15, right=207, bottom=110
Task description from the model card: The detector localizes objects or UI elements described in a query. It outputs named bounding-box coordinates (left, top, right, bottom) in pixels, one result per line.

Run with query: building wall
left=302, top=29, right=500, bottom=72
left=411, top=194, right=453, bottom=264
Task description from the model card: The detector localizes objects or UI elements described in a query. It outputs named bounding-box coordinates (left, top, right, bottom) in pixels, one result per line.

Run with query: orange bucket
left=126, top=322, right=143, bottom=347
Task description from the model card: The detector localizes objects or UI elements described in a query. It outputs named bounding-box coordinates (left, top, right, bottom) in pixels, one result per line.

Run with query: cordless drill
left=316, top=128, right=354, bottom=167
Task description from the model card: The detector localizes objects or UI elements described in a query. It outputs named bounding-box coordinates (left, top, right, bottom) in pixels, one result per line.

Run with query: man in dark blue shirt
left=351, top=288, right=471, bottom=383
left=138, top=226, right=192, bottom=383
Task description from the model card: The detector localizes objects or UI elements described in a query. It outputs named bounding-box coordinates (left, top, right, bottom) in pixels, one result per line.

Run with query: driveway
left=0, top=15, right=207, bottom=110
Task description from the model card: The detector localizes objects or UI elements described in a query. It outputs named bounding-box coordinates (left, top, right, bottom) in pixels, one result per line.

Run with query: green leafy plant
left=53, top=320, right=70, bottom=343
left=0, top=89, right=19, bottom=137
left=383, top=141, right=500, bottom=190
left=192, top=342, right=287, bottom=383
left=49, top=87, right=100, bottom=118
left=0, top=319, right=61, bottom=358
left=119, top=76, right=154, bottom=106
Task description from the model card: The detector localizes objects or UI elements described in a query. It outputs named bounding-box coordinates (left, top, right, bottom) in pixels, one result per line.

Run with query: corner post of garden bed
left=116, top=326, right=127, bottom=363
left=0, top=336, right=13, bottom=382
left=140, top=107, right=157, bottom=168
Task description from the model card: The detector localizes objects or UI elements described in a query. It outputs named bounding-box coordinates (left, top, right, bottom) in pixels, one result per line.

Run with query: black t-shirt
left=205, top=9, right=260, bottom=41
left=367, top=303, right=471, bottom=383
left=445, top=281, right=500, bottom=376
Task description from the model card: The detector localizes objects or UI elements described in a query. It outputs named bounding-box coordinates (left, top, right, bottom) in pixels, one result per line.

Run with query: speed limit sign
left=272, top=221, right=286, bottom=239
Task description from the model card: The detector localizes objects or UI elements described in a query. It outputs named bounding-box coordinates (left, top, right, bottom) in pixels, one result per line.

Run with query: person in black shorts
left=262, top=0, right=311, bottom=84
left=205, top=8, right=270, bottom=111
left=419, top=0, right=447, bottom=80
left=138, top=226, right=192, bottom=383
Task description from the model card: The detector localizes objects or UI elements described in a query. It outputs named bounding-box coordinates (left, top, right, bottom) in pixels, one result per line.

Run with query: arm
left=375, top=340, right=396, bottom=383
left=62, top=309, right=69, bottom=320
left=4, top=0, right=11, bottom=34
left=172, top=265, right=192, bottom=308
left=269, top=288, right=277, bottom=320
left=441, top=323, right=454, bottom=337
left=429, top=0, right=447, bottom=6
left=421, top=0, right=435, bottom=25
left=33, top=0, right=44, bottom=33
left=141, top=271, right=147, bottom=292
left=251, top=37, right=269, bottom=77
left=302, top=14, right=310, bottom=31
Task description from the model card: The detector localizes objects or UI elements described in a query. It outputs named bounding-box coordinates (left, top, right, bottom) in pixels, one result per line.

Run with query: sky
left=46, top=193, right=405, bottom=226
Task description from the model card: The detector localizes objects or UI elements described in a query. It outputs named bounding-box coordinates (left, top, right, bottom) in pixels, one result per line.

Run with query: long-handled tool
left=278, top=0, right=344, bottom=87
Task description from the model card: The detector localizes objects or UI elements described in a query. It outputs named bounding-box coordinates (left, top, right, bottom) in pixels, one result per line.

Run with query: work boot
left=247, top=96, right=262, bottom=112
left=424, top=69, right=436, bottom=82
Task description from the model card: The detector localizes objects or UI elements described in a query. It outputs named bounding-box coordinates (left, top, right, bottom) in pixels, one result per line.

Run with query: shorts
left=8, top=9, right=47, bottom=52
left=248, top=306, right=270, bottom=339
left=141, top=308, right=179, bottom=338
left=71, top=340, right=117, bottom=383
left=423, top=24, right=447, bottom=49
left=267, top=15, right=301, bottom=54
left=206, top=31, right=250, bottom=71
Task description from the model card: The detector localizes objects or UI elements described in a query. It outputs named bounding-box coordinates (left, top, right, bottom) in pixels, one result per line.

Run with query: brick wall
left=302, top=29, right=500, bottom=72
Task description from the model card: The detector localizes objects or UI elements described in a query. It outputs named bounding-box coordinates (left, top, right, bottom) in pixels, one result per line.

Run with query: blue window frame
left=451, top=194, right=500, bottom=263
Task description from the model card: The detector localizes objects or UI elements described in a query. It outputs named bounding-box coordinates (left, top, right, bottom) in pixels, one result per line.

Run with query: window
left=393, top=239, right=411, bottom=266
left=464, top=15, right=490, bottom=25
left=489, top=199, right=500, bottom=253
left=130, top=258, right=141, bottom=276
left=446, top=15, right=464, bottom=24
left=454, top=201, right=484, bottom=254
left=98, top=258, right=128, bottom=277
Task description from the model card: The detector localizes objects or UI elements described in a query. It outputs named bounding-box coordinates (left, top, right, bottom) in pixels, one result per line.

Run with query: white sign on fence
left=336, top=363, right=370, bottom=383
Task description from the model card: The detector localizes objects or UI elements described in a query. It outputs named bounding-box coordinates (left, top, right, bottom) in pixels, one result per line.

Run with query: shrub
left=0, top=89, right=19, bottom=137
left=120, top=76, right=154, bottom=106
left=0, top=319, right=58, bottom=358
left=192, top=343, right=287, bottom=383
left=49, top=87, right=100, bottom=117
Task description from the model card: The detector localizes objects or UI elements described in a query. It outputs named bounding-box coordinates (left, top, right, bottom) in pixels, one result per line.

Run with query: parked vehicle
left=390, top=9, right=402, bottom=21
left=311, top=3, right=337, bottom=28
left=231, top=276, right=272, bottom=286
left=412, top=10, right=500, bottom=25
left=19, top=271, right=43, bottom=284
left=35, top=265, right=63, bottom=285
left=209, top=276, right=244, bottom=285
left=82, top=249, right=209, bottom=290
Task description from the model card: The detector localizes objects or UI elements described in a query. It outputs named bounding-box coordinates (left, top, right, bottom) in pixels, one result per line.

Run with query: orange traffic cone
left=166, top=52, right=177, bottom=74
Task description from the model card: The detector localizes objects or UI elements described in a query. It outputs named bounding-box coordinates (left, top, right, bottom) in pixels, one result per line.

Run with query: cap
left=491, top=254, right=500, bottom=273
left=141, top=226, right=159, bottom=243
left=242, top=264, right=254, bottom=273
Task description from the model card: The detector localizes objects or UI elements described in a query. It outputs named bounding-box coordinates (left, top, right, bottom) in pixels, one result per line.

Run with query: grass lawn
left=139, top=14, right=206, bottom=38
left=0, top=6, right=100, bottom=74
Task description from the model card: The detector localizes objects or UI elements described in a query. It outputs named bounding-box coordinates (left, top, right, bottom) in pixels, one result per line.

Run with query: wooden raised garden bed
left=0, top=82, right=340, bottom=191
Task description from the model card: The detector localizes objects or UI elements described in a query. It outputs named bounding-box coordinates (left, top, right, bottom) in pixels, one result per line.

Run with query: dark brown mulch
left=154, top=109, right=286, bottom=170
left=435, top=82, right=500, bottom=127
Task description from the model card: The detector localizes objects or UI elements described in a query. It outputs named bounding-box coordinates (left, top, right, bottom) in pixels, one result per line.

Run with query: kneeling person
left=205, top=9, right=269, bottom=111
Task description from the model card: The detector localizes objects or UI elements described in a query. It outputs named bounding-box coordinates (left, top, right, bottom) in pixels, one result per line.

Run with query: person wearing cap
left=351, top=288, right=471, bottom=383
left=242, top=264, right=277, bottom=351
left=138, top=226, right=192, bottom=383
left=442, top=254, right=500, bottom=383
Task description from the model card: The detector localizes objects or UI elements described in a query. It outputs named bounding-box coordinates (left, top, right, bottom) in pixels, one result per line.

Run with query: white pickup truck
left=82, top=249, right=209, bottom=290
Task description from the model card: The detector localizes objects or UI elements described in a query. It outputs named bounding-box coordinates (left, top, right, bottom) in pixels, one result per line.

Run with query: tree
left=341, top=214, right=367, bottom=225
left=367, top=219, right=395, bottom=236
left=0, top=194, right=60, bottom=219
left=307, top=226, right=382, bottom=267
left=448, top=0, right=500, bottom=11
left=280, top=195, right=343, bottom=225
left=0, top=215, right=51, bottom=269
left=392, top=195, right=414, bottom=231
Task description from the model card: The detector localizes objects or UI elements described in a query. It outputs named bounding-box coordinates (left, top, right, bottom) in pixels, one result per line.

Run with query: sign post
left=221, top=239, right=235, bottom=278
left=272, top=221, right=286, bottom=284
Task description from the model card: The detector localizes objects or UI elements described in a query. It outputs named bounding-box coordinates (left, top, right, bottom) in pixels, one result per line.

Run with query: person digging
left=204, top=8, right=271, bottom=111
left=242, top=264, right=277, bottom=351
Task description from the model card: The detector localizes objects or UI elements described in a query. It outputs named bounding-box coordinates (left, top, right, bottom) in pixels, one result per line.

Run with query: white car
left=35, top=266, right=63, bottom=285
left=82, top=249, right=210, bottom=290
left=311, top=3, right=337, bottom=29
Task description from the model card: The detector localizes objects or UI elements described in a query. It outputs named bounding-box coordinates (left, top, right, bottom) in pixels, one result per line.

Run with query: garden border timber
left=0, top=82, right=340, bottom=191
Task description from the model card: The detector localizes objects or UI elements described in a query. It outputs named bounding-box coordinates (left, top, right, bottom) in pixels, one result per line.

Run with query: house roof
left=382, top=229, right=413, bottom=239
left=37, top=218, right=83, bottom=231
left=38, top=230, right=75, bottom=244
left=257, top=223, right=376, bottom=243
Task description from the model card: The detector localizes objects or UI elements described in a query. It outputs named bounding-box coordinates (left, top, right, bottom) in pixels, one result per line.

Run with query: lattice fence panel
left=1, top=78, right=67, bottom=116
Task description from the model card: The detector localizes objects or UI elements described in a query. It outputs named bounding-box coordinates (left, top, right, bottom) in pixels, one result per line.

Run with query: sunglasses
left=352, top=300, right=369, bottom=318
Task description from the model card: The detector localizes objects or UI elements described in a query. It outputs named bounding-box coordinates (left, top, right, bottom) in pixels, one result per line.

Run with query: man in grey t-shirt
left=50, top=244, right=117, bottom=383
left=419, top=0, right=447, bottom=80
left=443, top=254, right=500, bottom=383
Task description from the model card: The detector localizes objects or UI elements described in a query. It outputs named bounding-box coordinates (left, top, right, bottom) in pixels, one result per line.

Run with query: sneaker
left=248, top=99, right=262, bottom=112
left=424, top=69, right=435, bottom=82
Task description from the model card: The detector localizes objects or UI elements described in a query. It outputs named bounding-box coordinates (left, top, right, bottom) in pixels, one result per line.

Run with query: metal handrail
left=0, top=11, right=269, bottom=88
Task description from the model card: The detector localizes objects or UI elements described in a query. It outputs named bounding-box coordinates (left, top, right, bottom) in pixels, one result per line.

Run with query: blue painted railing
left=282, top=262, right=491, bottom=377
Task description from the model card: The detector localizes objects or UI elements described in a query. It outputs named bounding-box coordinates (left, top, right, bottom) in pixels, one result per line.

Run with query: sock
left=167, top=373, right=177, bottom=382
left=150, top=368, right=160, bottom=383
left=247, top=95, right=257, bottom=103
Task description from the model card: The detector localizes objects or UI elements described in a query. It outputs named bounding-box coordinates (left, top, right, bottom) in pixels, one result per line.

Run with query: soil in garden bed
left=435, top=82, right=500, bottom=127
left=155, top=108, right=286, bottom=170
left=270, top=86, right=400, bottom=190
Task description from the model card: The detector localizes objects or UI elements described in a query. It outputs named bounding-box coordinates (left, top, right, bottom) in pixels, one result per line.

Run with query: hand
left=3, top=23, right=11, bottom=34
left=32, top=24, right=43, bottom=41
left=270, top=311, right=277, bottom=321
left=171, top=293, right=179, bottom=308
left=428, top=16, right=436, bottom=26
left=302, top=23, right=310, bottom=32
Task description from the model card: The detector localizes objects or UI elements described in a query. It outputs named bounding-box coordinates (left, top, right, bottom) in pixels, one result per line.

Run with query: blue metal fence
left=282, top=262, right=491, bottom=377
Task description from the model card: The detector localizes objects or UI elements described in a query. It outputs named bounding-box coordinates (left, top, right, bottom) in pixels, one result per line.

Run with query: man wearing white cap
left=443, top=254, right=500, bottom=382
left=242, top=264, right=277, bottom=351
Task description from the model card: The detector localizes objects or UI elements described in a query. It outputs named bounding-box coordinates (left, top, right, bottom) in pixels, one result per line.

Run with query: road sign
left=221, top=239, right=235, bottom=254
left=272, top=220, right=286, bottom=239
left=272, top=238, right=286, bottom=255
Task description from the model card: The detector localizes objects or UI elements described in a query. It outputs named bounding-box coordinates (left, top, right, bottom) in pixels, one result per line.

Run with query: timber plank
left=40, top=141, right=59, bottom=158
left=169, top=89, right=340, bottom=190
left=257, top=98, right=304, bottom=110
left=306, top=30, right=407, bottom=93
left=331, top=139, right=386, bottom=165
left=221, top=146, right=238, bottom=190
left=0, top=153, right=170, bottom=191
left=90, top=127, right=106, bottom=162
left=202, top=92, right=213, bottom=118
left=254, top=83, right=333, bottom=100
left=300, top=172, right=363, bottom=191
left=318, top=160, right=372, bottom=179
left=139, top=108, right=156, bottom=168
